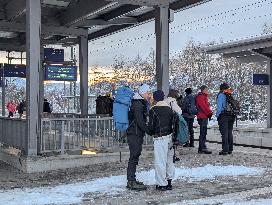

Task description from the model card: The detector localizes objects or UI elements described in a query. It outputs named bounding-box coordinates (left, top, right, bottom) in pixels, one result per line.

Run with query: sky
left=89, top=0, right=272, bottom=66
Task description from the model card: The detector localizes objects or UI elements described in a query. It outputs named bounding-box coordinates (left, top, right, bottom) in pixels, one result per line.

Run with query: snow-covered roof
left=205, top=34, right=272, bottom=63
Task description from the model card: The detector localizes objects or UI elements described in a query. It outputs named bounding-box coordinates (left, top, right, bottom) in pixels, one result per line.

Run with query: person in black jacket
left=149, top=90, right=175, bottom=191
left=126, top=84, right=152, bottom=191
left=182, top=88, right=198, bottom=147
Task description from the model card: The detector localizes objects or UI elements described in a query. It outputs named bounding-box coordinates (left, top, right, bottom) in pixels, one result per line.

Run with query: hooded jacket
left=164, top=97, right=182, bottom=114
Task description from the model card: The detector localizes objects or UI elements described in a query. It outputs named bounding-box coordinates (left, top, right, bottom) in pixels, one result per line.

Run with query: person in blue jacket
left=216, top=83, right=236, bottom=155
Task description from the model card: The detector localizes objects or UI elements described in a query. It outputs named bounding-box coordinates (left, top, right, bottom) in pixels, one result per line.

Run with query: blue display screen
left=253, top=74, right=269, bottom=85
left=44, top=48, right=64, bottom=63
left=44, top=65, right=77, bottom=81
left=0, top=64, right=26, bottom=78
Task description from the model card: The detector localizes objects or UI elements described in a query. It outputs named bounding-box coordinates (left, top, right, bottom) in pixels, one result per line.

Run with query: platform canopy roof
left=0, top=0, right=208, bottom=52
left=205, top=34, right=272, bottom=63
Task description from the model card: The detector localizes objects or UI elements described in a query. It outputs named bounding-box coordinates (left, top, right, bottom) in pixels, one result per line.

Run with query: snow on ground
left=0, top=165, right=265, bottom=205
left=169, top=186, right=272, bottom=205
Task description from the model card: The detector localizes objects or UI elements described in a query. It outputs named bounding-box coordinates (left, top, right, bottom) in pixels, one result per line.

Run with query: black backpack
left=225, top=93, right=240, bottom=115
left=96, top=95, right=113, bottom=115
left=182, top=95, right=198, bottom=115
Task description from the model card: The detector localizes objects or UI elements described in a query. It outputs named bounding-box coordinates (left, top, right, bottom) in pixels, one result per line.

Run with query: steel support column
left=79, top=35, right=88, bottom=116
left=26, top=0, right=41, bottom=156
left=268, top=60, right=272, bottom=128
left=155, top=5, right=170, bottom=95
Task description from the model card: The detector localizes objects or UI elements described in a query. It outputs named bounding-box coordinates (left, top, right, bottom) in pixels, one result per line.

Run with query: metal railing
left=40, top=117, right=153, bottom=154
left=0, top=117, right=27, bottom=153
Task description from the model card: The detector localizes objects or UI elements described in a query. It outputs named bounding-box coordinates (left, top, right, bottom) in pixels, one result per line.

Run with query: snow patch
left=0, top=165, right=265, bottom=205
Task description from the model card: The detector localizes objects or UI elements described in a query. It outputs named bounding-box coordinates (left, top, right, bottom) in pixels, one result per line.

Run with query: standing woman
left=7, top=100, right=16, bottom=118
left=216, top=83, right=236, bottom=155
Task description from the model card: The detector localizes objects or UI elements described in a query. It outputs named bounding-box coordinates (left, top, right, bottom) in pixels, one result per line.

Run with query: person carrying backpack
left=182, top=88, right=198, bottom=147
left=164, top=89, right=183, bottom=162
left=195, top=85, right=213, bottom=154
left=126, top=83, right=152, bottom=191
left=149, top=90, right=175, bottom=191
left=216, top=83, right=238, bottom=155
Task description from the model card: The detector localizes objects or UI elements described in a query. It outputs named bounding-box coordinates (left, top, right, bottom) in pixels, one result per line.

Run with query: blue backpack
left=113, top=86, right=134, bottom=131
left=173, top=112, right=189, bottom=145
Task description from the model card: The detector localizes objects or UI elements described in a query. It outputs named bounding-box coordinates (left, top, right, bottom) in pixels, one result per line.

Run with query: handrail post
left=61, top=120, right=64, bottom=154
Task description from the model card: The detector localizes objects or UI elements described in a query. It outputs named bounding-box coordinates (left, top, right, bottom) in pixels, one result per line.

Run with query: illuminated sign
left=253, top=74, right=269, bottom=85
left=44, top=48, right=64, bottom=62
left=0, top=64, right=26, bottom=78
left=44, top=65, right=77, bottom=81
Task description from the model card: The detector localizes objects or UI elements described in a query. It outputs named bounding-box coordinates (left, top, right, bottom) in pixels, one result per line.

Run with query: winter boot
left=166, top=180, right=172, bottom=190
left=156, top=185, right=167, bottom=191
left=127, top=180, right=147, bottom=191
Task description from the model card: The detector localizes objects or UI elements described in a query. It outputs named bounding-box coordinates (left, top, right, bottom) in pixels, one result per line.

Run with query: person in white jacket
left=164, top=89, right=183, bottom=162
left=164, top=89, right=183, bottom=114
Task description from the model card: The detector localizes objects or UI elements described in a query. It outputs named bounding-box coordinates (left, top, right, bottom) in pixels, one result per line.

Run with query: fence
left=40, top=117, right=153, bottom=154
left=0, top=117, right=27, bottom=153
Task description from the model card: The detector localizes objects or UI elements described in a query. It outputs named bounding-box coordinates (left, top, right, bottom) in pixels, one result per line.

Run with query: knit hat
left=138, top=84, right=150, bottom=95
left=153, top=90, right=165, bottom=102
left=220, top=83, right=230, bottom=91
left=185, top=88, right=192, bottom=95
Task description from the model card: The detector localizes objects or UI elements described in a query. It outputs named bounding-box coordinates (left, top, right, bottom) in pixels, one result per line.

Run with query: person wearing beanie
left=195, top=85, right=213, bottom=154
left=149, top=90, right=175, bottom=191
left=126, top=83, right=152, bottom=191
left=216, top=83, right=236, bottom=155
left=182, top=88, right=198, bottom=147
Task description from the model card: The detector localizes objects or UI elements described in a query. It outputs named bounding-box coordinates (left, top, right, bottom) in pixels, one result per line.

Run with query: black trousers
left=218, top=114, right=235, bottom=152
left=8, top=112, right=13, bottom=118
left=127, top=133, right=144, bottom=181
left=197, top=118, right=208, bottom=151
left=184, top=117, right=194, bottom=145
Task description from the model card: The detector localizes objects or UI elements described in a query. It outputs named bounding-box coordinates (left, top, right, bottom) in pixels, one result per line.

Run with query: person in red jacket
left=195, top=85, right=213, bottom=154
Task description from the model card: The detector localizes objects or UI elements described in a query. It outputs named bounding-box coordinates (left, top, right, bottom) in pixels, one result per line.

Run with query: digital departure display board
left=253, top=74, right=269, bottom=85
left=0, top=64, right=26, bottom=78
left=44, top=48, right=64, bottom=62
left=44, top=65, right=77, bottom=81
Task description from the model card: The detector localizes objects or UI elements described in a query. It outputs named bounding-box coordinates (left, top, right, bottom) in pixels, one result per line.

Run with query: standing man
left=216, top=83, right=236, bottom=155
left=126, top=84, right=152, bottom=191
left=195, top=85, right=213, bottom=154
left=182, top=88, right=198, bottom=147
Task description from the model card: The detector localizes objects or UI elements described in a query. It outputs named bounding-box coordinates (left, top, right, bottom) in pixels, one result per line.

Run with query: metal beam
left=268, top=60, right=272, bottom=128
left=77, top=17, right=138, bottom=27
left=26, top=0, right=41, bottom=156
left=88, top=24, right=132, bottom=40
left=106, top=0, right=170, bottom=6
left=5, top=0, right=26, bottom=21
left=89, top=0, right=207, bottom=41
left=60, top=0, right=118, bottom=26
left=170, top=0, right=211, bottom=11
left=79, top=34, right=89, bottom=116
left=0, top=21, right=87, bottom=37
left=155, top=5, right=170, bottom=95
left=0, top=43, right=25, bottom=52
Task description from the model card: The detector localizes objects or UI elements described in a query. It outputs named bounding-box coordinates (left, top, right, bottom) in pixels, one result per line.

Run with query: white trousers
left=154, top=134, right=175, bottom=186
